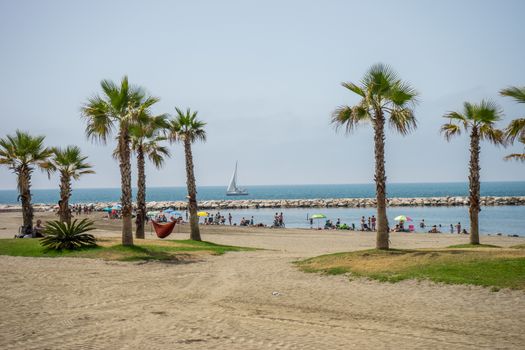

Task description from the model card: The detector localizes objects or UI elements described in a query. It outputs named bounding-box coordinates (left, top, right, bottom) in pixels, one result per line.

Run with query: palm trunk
left=18, top=165, right=33, bottom=230
left=373, top=110, right=389, bottom=249
left=136, top=144, right=146, bottom=239
left=59, top=172, right=72, bottom=224
left=184, top=138, right=201, bottom=241
left=468, top=125, right=481, bottom=245
left=119, top=127, right=134, bottom=246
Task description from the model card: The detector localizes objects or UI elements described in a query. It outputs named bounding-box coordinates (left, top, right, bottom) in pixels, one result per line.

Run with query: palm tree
left=44, top=146, right=94, bottom=224
left=81, top=76, right=159, bottom=246
left=0, top=131, right=52, bottom=230
left=441, top=100, right=505, bottom=245
left=500, top=86, right=525, bottom=162
left=130, top=114, right=170, bottom=239
left=167, top=107, right=206, bottom=241
left=331, top=64, right=418, bottom=250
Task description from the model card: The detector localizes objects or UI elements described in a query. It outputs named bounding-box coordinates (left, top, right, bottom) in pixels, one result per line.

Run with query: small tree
left=331, top=63, right=418, bottom=249
left=0, top=131, right=52, bottom=229
left=167, top=108, right=206, bottom=241
left=44, top=146, right=94, bottom=224
left=441, top=100, right=505, bottom=244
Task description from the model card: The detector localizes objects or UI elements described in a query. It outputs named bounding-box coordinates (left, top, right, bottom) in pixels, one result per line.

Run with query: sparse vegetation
left=296, top=248, right=525, bottom=290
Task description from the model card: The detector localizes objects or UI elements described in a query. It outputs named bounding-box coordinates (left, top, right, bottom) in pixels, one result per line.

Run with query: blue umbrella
left=102, top=207, right=112, bottom=212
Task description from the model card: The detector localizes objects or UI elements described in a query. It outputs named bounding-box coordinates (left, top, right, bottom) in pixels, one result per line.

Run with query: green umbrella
left=310, top=214, right=327, bottom=229
left=310, top=214, right=326, bottom=219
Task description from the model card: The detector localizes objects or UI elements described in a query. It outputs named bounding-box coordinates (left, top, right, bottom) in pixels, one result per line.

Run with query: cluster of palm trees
left=0, top=76, right=207, bottom=247
left=1, top=68, right=523, bottom=250
left=332, top=63, right=525, bottom=249
left=0, top=133, right=94, bottom=230
left=80, top=76, right=206, bottom=246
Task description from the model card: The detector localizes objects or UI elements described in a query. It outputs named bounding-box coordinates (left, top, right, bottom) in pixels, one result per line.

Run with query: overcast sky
left=0, top=0, right=524, bottom=190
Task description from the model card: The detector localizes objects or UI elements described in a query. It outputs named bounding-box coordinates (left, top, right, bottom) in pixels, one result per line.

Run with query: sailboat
left=226, top=161, right=248, bottom=196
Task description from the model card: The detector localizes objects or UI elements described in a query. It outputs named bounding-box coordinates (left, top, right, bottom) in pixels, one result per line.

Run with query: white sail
left=227, top=162, right=238, bottom=192
left=226, top=161, right=248, bottom=195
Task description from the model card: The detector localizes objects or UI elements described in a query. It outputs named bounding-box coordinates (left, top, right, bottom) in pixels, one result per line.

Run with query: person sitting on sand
left=428, top=225, right=441, bottom=233
left=33, top=220, right=45, bottom=237
left=462, top=229, right=468, bottom=234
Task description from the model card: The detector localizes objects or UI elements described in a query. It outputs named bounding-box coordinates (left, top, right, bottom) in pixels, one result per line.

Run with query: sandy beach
left=1, top=212, right=524, bottom=349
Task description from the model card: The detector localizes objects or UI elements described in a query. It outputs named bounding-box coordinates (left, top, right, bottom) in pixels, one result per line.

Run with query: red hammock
left=151, top=220, right=176, bottom=239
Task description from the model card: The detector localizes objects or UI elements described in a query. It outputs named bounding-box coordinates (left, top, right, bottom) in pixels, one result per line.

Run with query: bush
left=40, top=219, right=97, bottom=250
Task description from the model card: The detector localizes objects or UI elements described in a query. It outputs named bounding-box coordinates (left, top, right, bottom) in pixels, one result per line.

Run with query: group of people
left=420, top=219, right=469, bottom=234
left=203, top=212, right=229, bottom=225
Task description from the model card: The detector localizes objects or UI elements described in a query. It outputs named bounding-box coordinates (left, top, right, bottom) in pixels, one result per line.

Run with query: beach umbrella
left=394, top=215, right=412, bottom=222
left=197, top=211, right=209, bottom=217
left=310, top=214, right=327, bottom=229
left=111, top=204, right=122, bottom=211
left=102, top=207, right=112, bottom=212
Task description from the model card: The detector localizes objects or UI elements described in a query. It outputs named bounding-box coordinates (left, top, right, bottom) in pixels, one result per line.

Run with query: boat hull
left=226, top=192, right=249, bottom=196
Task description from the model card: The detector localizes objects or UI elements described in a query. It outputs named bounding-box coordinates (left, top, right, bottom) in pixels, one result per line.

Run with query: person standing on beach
left=250, top=216, right=254, bottom=225
left=279, top=212, right=284, bottom=227
left=456, top=222, right=461, bottom=234
left=228, top=213, right=232, bottom=225
left=371, top=215, right=376, bottom=231
left=450, top=224, right=454, bottom=234
left=360, top=216, right=365, bottom=231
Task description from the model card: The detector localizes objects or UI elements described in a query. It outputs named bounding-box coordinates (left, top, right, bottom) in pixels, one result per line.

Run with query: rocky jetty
left=1, top=196, right=524, bottom=213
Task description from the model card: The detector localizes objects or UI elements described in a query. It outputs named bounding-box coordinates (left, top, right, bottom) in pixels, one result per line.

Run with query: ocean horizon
left=0, top=181, right=524, bottom=205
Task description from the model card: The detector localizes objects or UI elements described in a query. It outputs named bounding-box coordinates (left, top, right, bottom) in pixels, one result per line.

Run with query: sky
left=0, top=0, right=524, bottom=190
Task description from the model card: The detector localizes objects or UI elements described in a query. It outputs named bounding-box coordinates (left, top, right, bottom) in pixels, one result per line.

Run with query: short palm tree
left=81, top=76, right=159, bottom=246
left=0, top=131, right=52, bottom=230
left=40, top=218, right=96, bottom=250
left=500, top=86, right=525, bottom=162
left=130, top=114, right=170, bottom=239
left=44, top=146, right=94, bottom=224
left=441, top=100, right=505, bottom=244
left=331, top=64, right=418, bottom=249
left=167, top=107, right=206, bottom=241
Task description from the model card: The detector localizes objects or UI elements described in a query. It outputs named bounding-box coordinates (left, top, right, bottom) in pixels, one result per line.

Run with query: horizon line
left=0, top=180, right=524, bottom=191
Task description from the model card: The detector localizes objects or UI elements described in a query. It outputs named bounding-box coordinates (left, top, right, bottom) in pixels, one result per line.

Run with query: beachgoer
left=360, top=216, right=365, bottom=231
left=371, top=215, right=376, bottom=231
left=420, top=219, right=425, bottom=229
left=462, top=228, right=468, bottom=234
left=228, top=213, right=232, bottom=225
left=450, top=224, right=453, bottom=234
left=336, top=218, right=341, bottom=227
left=456, top=222, right=461, bottom=234
left=250, top=216, right=254, bottom=225
left=279, top=212, right=284, bottom=227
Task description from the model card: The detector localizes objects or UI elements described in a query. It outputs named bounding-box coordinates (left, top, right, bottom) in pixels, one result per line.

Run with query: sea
left=0, top=182, right=524, bottom=236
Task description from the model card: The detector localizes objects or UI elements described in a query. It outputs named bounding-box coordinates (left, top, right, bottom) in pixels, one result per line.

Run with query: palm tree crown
left=441, top=100, right=505, bottom=143
left=167, top=107, right=207, bottom=143
left=500, top=86, right=525, bottom=162
left=331, top=63, right=418, bottom=135
left=46, top=146, right=95, bottom=179
left=129, top=114, right=170, bottom=168
left=0, top=130, right=52, bottom=171
left=81, top=76, right=159, bottom=143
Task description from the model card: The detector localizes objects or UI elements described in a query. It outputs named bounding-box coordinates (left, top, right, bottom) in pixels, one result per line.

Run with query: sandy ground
left=0, top=212, right=524, bottom=349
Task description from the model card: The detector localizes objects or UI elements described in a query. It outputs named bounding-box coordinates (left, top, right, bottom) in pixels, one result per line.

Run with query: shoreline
left=1, top=195, right=524, bottom=212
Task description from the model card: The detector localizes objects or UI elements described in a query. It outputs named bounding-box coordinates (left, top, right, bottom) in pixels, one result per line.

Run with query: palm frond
left=441, top=123, right=462, bottom=141
left=40, top=219, right=96, bottom=250
left=388, top=108, right=417, bottom=135
left=479, top=124, right=505, bottom=146
left=331, top=104, right=371, bottom=134
left=504, top=118, right=525, bottom=143
left=500, top=86, right=525, bottom=104
left=341, top=82, right=365, bottom=97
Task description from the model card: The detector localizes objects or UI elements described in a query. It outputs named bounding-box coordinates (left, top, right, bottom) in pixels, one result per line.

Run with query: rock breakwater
left=1, top=196, right=524, bottom=213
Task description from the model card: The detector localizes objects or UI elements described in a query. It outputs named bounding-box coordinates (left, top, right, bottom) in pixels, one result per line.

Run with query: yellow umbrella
left=197, top=211, right=209, bottom=217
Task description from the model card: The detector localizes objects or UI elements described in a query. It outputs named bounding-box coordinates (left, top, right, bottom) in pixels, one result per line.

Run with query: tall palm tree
left=44, top=146, right=94, bottom=224
left=0, top=131, right=52, bottom=230
left=331, top=64, right=418, bottom=250
left=130, top=114, right=170, bottom=239
left=441, top=100, right=505, bottom=245
left=167, top=107, right=206, bottom=241
left=500, top=86, right=525, bottom=162
left=81, top=76, right=159, bottom=246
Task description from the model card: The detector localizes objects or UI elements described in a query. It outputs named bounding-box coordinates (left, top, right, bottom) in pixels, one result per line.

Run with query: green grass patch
left=448, top=243, right=501, bottom=249
left=296, top=248, right=525, bottom=290
left=0, top=238, right=255, bottom=262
